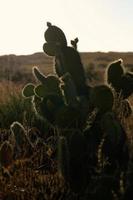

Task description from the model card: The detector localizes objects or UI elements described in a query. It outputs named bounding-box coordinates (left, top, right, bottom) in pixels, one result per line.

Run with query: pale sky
left=0, top=0, right=133, bottom=55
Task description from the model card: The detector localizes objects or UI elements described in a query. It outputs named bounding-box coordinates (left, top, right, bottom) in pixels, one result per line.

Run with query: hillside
left=0, top=51, right=133, bottom=83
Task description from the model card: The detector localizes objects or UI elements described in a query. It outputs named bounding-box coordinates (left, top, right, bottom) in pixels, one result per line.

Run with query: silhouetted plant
left=19, top=22, right=131, bottom=197
left=106, top=59, right=133, bottom=99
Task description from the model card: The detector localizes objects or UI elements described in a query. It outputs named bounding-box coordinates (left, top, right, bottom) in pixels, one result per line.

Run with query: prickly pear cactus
left=20, top=22, right=130, bottom=196
left=22, top=83, right=35, bottom=98
left=44, top=22, right=67, bottom=46
left=61, top=73, right=78, bottom=106
left=106, top=59, right=133, bottom=99
left=100, top=111, right=129, bottom=173
left=89, top=85, right=114, bottom=113
left=121, top=99, right=132, bottom=118
left=71, top=38, right=79, bottom=50
left=58, top=130, right=87, bottom=193
left=43, top=22, right=89, bottom=96
left=43, top=22, right=67, bottom=57
left=106, top=59, right=124, bottom=90
left=22, top=22, right=92, bottom=128
left=58, top=136, right=70, bottom=180
left=114, top=97, right=132, bottom=119
left=106, top=59, right=133, bottom=119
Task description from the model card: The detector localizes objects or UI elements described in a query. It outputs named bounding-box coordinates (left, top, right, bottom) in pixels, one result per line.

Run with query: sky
left=0, top=0, right=133, bottom=55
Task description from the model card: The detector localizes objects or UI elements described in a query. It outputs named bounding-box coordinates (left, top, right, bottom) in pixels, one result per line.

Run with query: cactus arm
left=33, top=66, right=47, bottom=84
left=34, top=84, right=49, bottom=98
left=43, top=42, right=59, bottom=56
left=90, top=85, right=114, bottom=113
left=44, top=22, right=67, bottom=46
left=120, top=72, right=133, bottom=98
left=22, top=83, right=35, bottom=98
left=61, top=73, right=78, bottom=106
left=58, top=136, right=70, bottom=180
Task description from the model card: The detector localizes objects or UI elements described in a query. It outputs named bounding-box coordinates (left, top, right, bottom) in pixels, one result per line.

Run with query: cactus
left=0, top=141, right=13, bottom=168
left=44, top=22, right=67, bottom=46
left=56, top=46, right=88, bottom=96
left=55, top=105, right=82, bottom=129
left=61, top=73, right=78, bottom=106
left=22, top=83, right=35, bottom=98
left=101, top=112, right=123, bottom=146
left=68, top=131, right=87, bottom=193
left=33, top=67, right=62, bottom=97
left=32, top=94, right=63, bottom=124
left=33, top=66, right=47, bottom=84
left=106, top=59, right=124, bottom=90
left=114, top=98, right=132, bottom=119
left=43, top=22, right=67, bottom=57
left=71, top=37, right=79, bottom=50
left=20, top=22, right=131, bottom=196
left=120, top=71, right=133, bottom=99
left=57, top=131, right=87, bottom=193
left=121, top=99, right=132, bottom=118
left=100, top=111, right=129, bottom=172
left=106, top=59, right=133, bottom=99
left=58, top=136, right=70, bottom=180
left=43, top=22, right=89, bottom=96
left=22, top=66, right=65, bottom=124
left=89, top=85, right=114, bottom=113
left=32, top=95, right=42, bottom=117
left=43, top=42, right=60, bottom=56
left=106, top=59, right=133, bottom=118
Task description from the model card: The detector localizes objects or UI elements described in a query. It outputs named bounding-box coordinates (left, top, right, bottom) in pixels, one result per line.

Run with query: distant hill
left=0, top=52, right=133, bottom=82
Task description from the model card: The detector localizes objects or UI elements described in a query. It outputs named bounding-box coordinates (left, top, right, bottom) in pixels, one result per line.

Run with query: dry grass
left=0, top=81, right=23, bottom=104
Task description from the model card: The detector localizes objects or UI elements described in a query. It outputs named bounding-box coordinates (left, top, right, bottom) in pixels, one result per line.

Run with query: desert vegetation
left=0, top=23, right=133, bottom=200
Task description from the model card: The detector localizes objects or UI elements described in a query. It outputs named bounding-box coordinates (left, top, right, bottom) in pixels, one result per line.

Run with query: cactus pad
left=90, top=85, right=114, bottom=113
left=22, top=83, right=35, bottom=98
left=44, top=22, right=67, bottom=46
